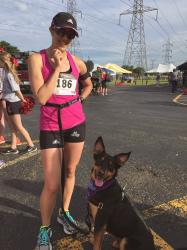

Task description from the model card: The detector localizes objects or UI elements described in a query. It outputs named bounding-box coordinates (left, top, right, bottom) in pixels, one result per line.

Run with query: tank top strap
left=40, top=49, right=53, bottom=81
left=66, top=51, right=79, bottom=79
left=40, top=49, right=47, bottom=78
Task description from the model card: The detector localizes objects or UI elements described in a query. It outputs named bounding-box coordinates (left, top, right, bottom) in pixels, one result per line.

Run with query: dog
left=86, top=136, right=156, bottom=250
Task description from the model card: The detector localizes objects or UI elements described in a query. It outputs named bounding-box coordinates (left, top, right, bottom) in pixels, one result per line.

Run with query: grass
left=108, top=78, right=169, bottom=87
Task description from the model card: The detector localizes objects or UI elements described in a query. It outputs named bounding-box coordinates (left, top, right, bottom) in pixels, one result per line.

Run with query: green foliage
left=122, top=65, right=134, bottom=71
left=133, top=67, right=145, bottom=75
left=0, top=40, right=20, bottom=54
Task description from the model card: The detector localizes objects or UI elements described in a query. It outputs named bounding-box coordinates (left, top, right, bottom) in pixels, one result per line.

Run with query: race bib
left=53, top=73, right=77, bottom=95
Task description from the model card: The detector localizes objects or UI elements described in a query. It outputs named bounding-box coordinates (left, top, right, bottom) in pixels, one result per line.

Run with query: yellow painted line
left=0, top=149, right=40, bottom=170
left=143, top=195, right=187, bottom=219
left=173, top=93, right=187, bottom=106
left=151, top=229, right=173, bottom=250
left=143, top=195, right=187, bottom=249
left=0, top=139, right=39, bottom=148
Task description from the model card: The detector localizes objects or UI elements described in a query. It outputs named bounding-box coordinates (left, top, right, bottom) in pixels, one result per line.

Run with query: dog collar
left=87, top=178, right=116, bottom=199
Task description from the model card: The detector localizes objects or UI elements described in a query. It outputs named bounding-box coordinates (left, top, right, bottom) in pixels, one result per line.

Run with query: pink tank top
left=40, top=49, right=85, bottom=131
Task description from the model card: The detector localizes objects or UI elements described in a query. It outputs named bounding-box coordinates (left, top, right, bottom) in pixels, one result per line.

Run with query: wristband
left=80, top=96, right=85, bottom=103
left=79, top=72, right=91, bottom=81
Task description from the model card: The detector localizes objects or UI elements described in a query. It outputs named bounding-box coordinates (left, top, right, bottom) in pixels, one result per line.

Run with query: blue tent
left=101, top=67, right=115, bottom=74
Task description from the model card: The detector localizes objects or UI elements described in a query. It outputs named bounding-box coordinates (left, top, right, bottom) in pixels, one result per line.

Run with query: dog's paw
left=112, top=239, right=120, bottom=249
left=88, top=234, right=94, bottom=245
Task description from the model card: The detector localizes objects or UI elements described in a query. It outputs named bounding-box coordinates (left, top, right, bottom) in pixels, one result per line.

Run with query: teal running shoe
left=37, top=226, right=52, bottom=250
left=57, top=208, right=89, bottom=235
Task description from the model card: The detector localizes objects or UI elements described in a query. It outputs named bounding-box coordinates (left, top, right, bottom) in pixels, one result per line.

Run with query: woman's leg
left=0, top=101, right=5, bottom=137
left=2, top=101, right=19, bottom=145
left=9, top=114, right=34, bottom=147
left=40, top=148, right=62, bottom=226
left=62, top=141, right=84, bottom=211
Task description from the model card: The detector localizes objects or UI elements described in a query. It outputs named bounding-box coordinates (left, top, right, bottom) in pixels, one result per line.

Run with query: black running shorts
left=40, top=122, right=86, bottom=149
left=6, top=101, right=21, bottom=115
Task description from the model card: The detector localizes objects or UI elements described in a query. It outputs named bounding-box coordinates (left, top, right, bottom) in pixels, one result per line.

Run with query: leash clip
left=98, top=202, right=103, bottom=209
left=122, top=184, right=127, bottom=200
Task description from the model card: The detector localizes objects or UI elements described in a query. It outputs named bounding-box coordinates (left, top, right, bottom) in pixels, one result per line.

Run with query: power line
left=119, top=0, right=158, bottom=69
left=65, top=0, right=82, bottom=55
left=171, top=0, right=187, bottom=28
left=163, top=38, right=173, bottom=64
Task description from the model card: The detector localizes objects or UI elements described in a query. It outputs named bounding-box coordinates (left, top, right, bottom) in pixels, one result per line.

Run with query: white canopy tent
left=147, top=63, right=176, bottom=73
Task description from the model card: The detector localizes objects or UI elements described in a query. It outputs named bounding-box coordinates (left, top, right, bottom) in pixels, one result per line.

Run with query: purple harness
left=87, top=178, right=116, bottom=199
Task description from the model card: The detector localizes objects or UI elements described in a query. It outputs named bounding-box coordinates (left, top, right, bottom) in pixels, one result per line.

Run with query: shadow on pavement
left=0, top=178, right=186, bottom=249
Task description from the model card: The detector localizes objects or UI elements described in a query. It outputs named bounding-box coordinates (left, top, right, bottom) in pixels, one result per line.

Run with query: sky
left=0, top=0, right=187, bottom=69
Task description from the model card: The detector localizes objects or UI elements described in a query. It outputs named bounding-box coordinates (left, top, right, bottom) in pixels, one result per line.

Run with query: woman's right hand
left=50, top=49, right=63, bottom=69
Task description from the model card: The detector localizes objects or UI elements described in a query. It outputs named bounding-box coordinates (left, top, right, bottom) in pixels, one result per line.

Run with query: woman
left=0, top=51, right=37, bottom=154
left=28, top=12, right=92, bottom=249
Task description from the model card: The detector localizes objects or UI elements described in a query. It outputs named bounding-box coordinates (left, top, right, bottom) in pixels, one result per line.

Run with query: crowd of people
left=91, top=66, right=109, bottom=96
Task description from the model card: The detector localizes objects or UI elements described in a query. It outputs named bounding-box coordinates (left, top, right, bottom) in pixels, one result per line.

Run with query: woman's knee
left=44, top=181, right=59, bottom=194
left=65, top=166, right=77, bottom=178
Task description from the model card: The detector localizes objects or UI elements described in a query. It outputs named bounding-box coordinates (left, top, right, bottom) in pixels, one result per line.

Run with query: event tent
left=147, top=63, right=176, bottom=73
left=92, top=64, right=115, bottom=75
left=105, top=63, right=132, bottom=74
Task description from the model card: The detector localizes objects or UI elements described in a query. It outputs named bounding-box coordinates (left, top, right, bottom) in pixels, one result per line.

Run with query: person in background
left=155, top=73, right=160, bottom=86
left=95, top=66, right=102, bottom=95
left=171, top=69, right=178, bottom=93
left=0, top=64, right=6, bottom=144
left=28, top=12, right=92, bottom=249
left=0, top=51, right=37, bottom=154
left=101, top=70, right=108, bottom=96
left=0, top=52, right=22, bottom=146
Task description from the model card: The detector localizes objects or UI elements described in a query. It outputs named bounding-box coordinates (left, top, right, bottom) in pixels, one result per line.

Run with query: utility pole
left=65, top=0, right=82, bottom=55
left=119, top=0, right=158, bottom=70
left=150, top=59, right=155, bottom=69
left=163, top=38, right=173, bottom=64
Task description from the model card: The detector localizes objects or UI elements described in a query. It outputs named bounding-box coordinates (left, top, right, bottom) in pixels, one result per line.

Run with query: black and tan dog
left=86, top=136, right=156, bottom=250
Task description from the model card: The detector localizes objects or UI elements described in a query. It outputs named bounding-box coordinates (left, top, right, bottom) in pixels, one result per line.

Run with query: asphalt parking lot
left=0, top=85, right=186, bottom=250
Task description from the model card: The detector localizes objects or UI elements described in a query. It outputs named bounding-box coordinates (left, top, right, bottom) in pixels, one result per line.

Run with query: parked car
left=12, top=51, right=31, bottom=93
left=17, top=62, right=31, bottom=93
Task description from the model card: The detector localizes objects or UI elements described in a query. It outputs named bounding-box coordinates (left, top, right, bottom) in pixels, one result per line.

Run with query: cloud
left=0, top=0, right=187, bottom=67
left=14, top=2, right=29, bottom=12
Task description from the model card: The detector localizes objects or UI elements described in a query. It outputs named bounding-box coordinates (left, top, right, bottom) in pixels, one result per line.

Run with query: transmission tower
left=163, top=38, right=173, bottom=64
left=64, top=0, right=82, bottom=55
left=119, top=0, right=158, bottom=70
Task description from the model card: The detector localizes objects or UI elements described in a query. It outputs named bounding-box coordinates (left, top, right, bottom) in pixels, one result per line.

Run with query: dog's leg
left=112, top=238, right=121, bottom=248
left=93, top=225, right=106, bottom=250
left=89, top=202, right=98, bottom=221
left=119, top=238, right=128, bottom=250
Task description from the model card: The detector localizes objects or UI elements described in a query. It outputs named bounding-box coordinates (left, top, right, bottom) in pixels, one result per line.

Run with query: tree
left=85, top=60, right=94, bottom=72
left=122, top=65, right=134, bottom=72
left=0, top=41, right=20, bottom=54
left=133, top=67, right=145, bottom=78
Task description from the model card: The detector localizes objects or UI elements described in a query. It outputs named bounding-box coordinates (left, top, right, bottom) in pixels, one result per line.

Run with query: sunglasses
left=54, top=28, right=76, bottom=40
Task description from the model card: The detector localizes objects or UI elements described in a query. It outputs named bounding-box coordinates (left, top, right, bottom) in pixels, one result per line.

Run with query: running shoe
left=0, top=136, right=6, bottom=144
left=2, top=148, right=19, bottom=154
left=0, top=160, right=5, bottom=169
left=16, top=138, right=22, bottom=146
left=37, top=226, right=52, bottom=250
left=57, top=208, right=89, bottom=235
left=24, top=145, right=37, bottom=153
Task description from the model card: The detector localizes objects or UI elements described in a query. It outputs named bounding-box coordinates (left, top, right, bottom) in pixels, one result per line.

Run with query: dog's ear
left=114, top=152, right=131, bottom=168
left=94, top=136, right=105, bottom=155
